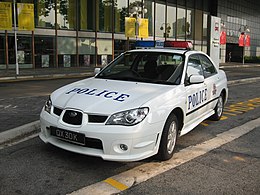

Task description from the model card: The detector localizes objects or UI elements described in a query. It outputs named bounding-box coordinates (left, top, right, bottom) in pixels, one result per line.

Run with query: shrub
left=244, top=56, right=260, bottom=63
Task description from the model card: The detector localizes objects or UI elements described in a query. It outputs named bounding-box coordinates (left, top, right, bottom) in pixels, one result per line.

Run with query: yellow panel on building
left=0, top=2, right=12, bottom=30
left=17, top=3, right=35, bottom=31
left=138, top=18, right=149, bottom=38
left=125, top=17, right=136, bottom=38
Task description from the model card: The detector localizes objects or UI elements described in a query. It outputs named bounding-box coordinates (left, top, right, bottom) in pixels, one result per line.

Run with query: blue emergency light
left=135, top=40, right=155, bottom=48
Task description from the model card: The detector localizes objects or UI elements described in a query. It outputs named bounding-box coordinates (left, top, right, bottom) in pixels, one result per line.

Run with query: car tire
left=157, top=114, right=179, bottom=161
left=210, top=93, right=224, bottom=121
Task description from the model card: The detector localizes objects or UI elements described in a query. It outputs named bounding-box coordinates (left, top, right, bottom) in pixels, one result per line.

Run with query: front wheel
left=157, top=114, right=179, bottom=161
left=210, top=93, right=224, bottom=121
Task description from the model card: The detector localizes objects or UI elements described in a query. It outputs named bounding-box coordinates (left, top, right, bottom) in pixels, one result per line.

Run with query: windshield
left=96, top=51, right=185, bottom=85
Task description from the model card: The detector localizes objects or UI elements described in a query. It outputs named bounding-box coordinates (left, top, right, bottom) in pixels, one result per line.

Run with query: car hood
left=51, top=78, right=176, bottom=114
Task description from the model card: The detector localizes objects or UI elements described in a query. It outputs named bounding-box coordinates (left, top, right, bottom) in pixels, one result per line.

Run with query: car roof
left=126, top=48, right=205, bottom=56
left=127, top=48, right=186, bottom=54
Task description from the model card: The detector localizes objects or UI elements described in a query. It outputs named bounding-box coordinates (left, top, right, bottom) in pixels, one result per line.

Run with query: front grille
left=53, top=107, right=63, bottom=116
left=88, top=115, right=108, bottom=123
left=59, top=137, right=103, bottom=149
left=63, top=110, right=82, bottom=125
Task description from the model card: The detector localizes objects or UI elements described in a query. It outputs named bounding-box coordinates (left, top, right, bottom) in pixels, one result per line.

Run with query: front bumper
left=39, top=110, right=163, bottom=162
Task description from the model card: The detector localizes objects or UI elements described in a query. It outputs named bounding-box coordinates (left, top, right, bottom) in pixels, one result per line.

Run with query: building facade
left=0, top=0, right=259, bottom=71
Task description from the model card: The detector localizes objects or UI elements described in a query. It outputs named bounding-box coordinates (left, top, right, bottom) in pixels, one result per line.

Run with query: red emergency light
left=164, top=41, right=193, bottom=49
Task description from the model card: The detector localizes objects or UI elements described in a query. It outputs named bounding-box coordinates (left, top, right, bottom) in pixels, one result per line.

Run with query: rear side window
left=199, top=54, right=217, bottom=78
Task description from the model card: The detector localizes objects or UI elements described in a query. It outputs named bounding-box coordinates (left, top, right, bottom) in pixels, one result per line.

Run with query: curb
left=220, top=64, right=260, bottom=69
left=0, top=120, right=40, bottom=146
left=227, top=77, right=260, bottom=85
left=0, top=72, right=94, bottom=83
left=1, top=76, right=260, bottom=147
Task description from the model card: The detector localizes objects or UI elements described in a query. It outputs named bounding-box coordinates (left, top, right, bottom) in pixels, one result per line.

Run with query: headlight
left=106, top=107, right=149, bottom=126
left=44, top=96, right=52, bottom=114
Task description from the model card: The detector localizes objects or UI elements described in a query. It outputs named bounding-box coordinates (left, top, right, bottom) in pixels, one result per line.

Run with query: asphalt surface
left=121, top=126, right=260, bottom=195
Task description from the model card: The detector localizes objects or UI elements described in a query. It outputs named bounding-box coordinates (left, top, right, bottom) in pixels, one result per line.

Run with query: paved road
left=0, top=78, right=82, bottom=132
left=221, top=66, right=260, bottom=81
left=122, top=126, right=260, bottom=195
left=0, top=81, right=259, bottom=195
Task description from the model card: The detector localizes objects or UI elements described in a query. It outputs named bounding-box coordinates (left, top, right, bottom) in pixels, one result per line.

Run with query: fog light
left=119, top=144, right=128, bottom=151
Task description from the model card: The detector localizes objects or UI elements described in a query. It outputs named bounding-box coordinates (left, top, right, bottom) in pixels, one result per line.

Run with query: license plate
left=50, top=127, right=85, bottom=146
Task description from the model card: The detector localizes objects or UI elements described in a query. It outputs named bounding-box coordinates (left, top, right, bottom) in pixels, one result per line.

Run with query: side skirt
left=179, top=110, right=214, bottom=136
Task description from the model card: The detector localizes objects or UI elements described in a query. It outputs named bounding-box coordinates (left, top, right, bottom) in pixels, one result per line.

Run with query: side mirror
left=94, top=68, right=101, bottom=75
left=189, top=74, right=204, bottom=84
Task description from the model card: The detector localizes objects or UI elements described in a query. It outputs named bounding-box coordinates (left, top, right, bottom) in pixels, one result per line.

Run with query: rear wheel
left=157, top=114, right=178, bottom=161
left=210, top=93, right=224, bottom=121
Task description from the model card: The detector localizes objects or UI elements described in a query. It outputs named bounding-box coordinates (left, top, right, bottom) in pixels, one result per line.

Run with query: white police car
left=39, top=41, right=228, bottom=161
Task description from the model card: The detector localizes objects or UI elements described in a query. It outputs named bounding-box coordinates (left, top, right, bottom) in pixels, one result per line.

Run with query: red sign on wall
left=239, top=34, right=245, bottom=47
left=220, top=31, right=226, bottom=45
left=245, top=34, right=250, bottom=47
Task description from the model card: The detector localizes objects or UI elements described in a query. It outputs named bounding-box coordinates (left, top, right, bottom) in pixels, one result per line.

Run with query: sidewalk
left=219, top=62, right=260, bottom=68
left=0, top=66, right=96, bottom=82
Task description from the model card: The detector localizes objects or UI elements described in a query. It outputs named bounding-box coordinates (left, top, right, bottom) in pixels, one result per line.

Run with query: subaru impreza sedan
left=39, top=42, right=228, bottom=161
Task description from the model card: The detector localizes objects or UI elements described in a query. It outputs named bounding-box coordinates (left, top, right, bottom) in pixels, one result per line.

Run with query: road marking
left=104, top=178, right=128, bottom=191
left=220, top=115, right=228, bottom=120
left=68, top=117, right=260, bottom=195
left=201, top=97, right=260, bottom=126
left=223, top=111, right=237, bottom=116
left=200, top=122, right=209, bottom=126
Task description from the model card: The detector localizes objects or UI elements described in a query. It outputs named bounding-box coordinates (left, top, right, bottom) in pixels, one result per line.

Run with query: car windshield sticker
left=188, top=88, right=207, bottom=110
left=65, top=88, right=130, bottom=102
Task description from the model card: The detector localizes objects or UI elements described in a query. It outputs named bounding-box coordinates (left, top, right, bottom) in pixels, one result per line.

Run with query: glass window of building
left=97, top=39, right=112, bottom=66
left=8, top=36, right=16, bottom=67
left=114, top=40, right=128, bottom=58
left=202, top=13, right=208, bottom=53
left=155, top=2, right=165, bottom=38
left=34, top=36, right=55, bottom=68
left=57, top=37, right=76, bottom=67
left=129, top=0, right=142, bottom=9
left=194, top=10, right=203, bottom=41
left=186, top=8, right=194, bottom=41
left=0, top=35, right=5, bottom=69
left=80, top=0, right=95, bottom=31
left=98, top=0, right=112, bottom=32
left=177, top=6, right=185, bottom=40
left=166, top=3, right=176, bottom=39
left=8, top=36, right=32, bottom=68
left=78, top=38, right=96, bottom=67
left=35, top=0, right=55, bottom=28
left=143, top=0, right=154, bottom=37
left=114, top=0, right=127, bottom=33
left=194, top=9, right=203, bottom=50
left=56, top=0, right=76, bottom=30
left=18, top=36, right=32, bottom=68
